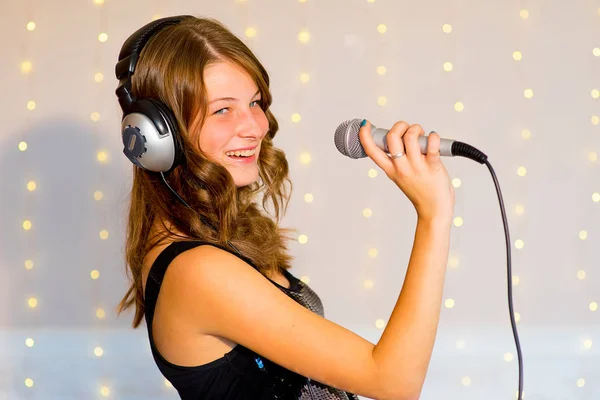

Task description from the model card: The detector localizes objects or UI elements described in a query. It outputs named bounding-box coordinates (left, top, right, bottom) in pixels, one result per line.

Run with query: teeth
left=225, top=148, right=256, bottom=157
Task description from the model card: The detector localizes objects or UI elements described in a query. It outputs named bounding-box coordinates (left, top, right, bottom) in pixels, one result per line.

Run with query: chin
left=231, top=171, right=260, bottom=188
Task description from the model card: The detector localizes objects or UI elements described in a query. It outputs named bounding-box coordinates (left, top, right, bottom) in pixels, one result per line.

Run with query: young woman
left=116, top=15, right=454, bottom=400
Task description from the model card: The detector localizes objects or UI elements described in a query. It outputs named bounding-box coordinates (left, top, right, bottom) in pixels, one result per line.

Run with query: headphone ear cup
left=121, top=98, right=180, bottom=173
left=147, top=98, right=185, bottom=170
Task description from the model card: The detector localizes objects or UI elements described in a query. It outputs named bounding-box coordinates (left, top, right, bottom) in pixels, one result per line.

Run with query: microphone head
left=334, top=118, right=367, bottom=159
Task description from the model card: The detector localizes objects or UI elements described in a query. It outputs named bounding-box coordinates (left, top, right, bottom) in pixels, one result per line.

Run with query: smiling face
left=197, top=61, right=269, bottom=187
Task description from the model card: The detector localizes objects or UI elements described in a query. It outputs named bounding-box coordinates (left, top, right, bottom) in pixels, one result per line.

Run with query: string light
left=504, top=352, right=514, bottom=362
left=520, top=9, right=529, bottom=19
left=444, top=298, right=455, bottom=308
left=368, top=168, right=378, bottom=178
left=512, top=275, right=520, bottom=285
left=23, top=220, right=32, bottom=231
left=100, top=386, right=110, bottom=397
left=27, top=101, right=36, bottom=111
left=98, top=33, right=108, bottom=43
left=377, top=24, right=387, bottom=34
left=515, top=239, right=524, bottom=249
left=375, top=319, right=386, bottom=329
left=27, top=181, right=37, bottom=191
left=94, top=347, right=104, bottom=357
left=297, top=30, right=310, bottom=44
left=299, top=152, right=311, bottom=165
left=304, top=193, right=313, bottom=203
left=454, top=102, right=464, bottom=112
left=588, top=152, right=597, bottom=162
left=97, top=151, right=108, bottom=163
left=521, top=129, right=531, bottom=139
left=299, top=73, right=310, bottom=83
left=96, top=308, right=106, bottom=319
left=291, top=113, right=301, bottom=123
left=93, top=0, right=105, bottom=5
left=515, top=204, right=525, bottom=215
left=456, top=340, right=466, bottom=349
left=94, top=191, right=103, bottom=201
left=300, top=276, right=310, bottom=284
left=591, top=116, right=599, bottom=125
left=376, top=66, right=386, bottom=75
left=377, top=96, right=387, bottom=106
left=461, top=377, right=471, bottom=387
left=368, top=248, right=378, bottom=258
left=91, top=112, right=100, bottom=122
left=517, top=166, right=527, bottom=176
left=26, top=22, right=36, bottom=31
left=24, top=260, right=34, bottom=270
left=513, top=51, right=523, bottom=61
left=453, top=217, right=463, bottom=227
left=298, top=234, right=308, bottom=244
left=452, top=178, right=461, bottom=188
left=21, top=61, right=33, bottom=74
left=524, top=88, right=534, bottom=99
left=589, top=302, right=598, bottom=312
left=165, top=379, right=173, bottom=388
left=25, top=338, right=34, bottom=347
left=577, top=270, right=586, bottom=280
left=576, top=378, right=585, bottom=388
left=442, top=24, right=452, bottom=33
left=443, top=62, right=453, bottom=72
left=19, top=141, right=28, bottom=151
left=592, top=192, right=600, bottom=202
left=99, top=230, right=109, bottom=240
left=583, top=339, right=593, bottom=349
left=593, top=48, right=600, bottom=57
left=244, top=27, right=257, bottom=38
left=91, top=270, right=100, bottom=280
left=579, top=230, right=588, bottom=240
left=363, top=279, right=374, bottom=289
left=28, top=297, right=37, bottom=308
left=592, top=89, right=600, bottom=99
left=362, top=208, right=372, bottom=218
left=448, top=256, right=459, bottom=268
left=25, top=378, right=34, bottom=388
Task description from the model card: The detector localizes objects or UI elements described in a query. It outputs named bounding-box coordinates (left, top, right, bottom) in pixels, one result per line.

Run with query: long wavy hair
left=117, top=16, right=296, bottom=328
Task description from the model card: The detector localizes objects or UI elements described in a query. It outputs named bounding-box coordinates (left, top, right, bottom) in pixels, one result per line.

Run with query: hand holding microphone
left=360, top=119, right=456, bottom=222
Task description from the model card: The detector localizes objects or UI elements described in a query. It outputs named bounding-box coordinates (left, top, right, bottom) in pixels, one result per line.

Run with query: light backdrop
left=1, top=0, right=599, bottom=399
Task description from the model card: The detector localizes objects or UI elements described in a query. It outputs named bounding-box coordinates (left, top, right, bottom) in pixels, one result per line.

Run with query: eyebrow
left=209, top=90, right=261, bottom=105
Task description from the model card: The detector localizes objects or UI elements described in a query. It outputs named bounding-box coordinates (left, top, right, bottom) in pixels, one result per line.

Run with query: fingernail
left=360, top=119, right=366, bottom=127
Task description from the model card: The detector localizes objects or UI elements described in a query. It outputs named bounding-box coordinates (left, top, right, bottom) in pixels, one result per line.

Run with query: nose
left=236, top=111, right=264, bottom=140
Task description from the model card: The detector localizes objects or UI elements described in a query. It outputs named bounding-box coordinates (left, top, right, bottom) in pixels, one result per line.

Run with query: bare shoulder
left=159, top=244, right=400, bottom=400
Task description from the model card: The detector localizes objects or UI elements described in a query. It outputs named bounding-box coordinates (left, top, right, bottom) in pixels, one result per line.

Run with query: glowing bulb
left=592, top=192, right=600, bottom=202
left=304, top=193, right=314, bottom=203
left=377, top=24, right=387, bottom=34
left=298, top=234, right=308, bottom=244
left=504, top=352, right=514, bottom=362
left=377, top=66, right=386, bottom=75
left=377, top=96, right=387, bottom=106
left=513, top=51, right=522, bottom=61
left=25, top=338, right=34, bottom=347
left=592, top=116, right=600, bottom=125
left=244, top=27, right=257, bottom=38
left=442, top=24, right=452, bottom=33
left=448, top=256, right=459, bottom=268
left=515, top=239, right=524, bottom=249
left=23, top=220, right=32, bottom=230
left=577, top=270, right=586, bottom=280
left=452, top=178, right=461, bottom=188
left=456, top=340, right=466, bottom=349
left=375, top=319, right=386, bottom=329
left=590, top=302, right=598, bottom=311
left=524, top=89, right=534, bottom=99
left=514, top=312, right=521, bottom=323
left=26, top=22, right=36, bottom=31
left=25, top=260, right=34, bottom=270
left=583, top=339, right=593, bottom=349
left=151, top=14, right=161, bottom=21
left=579, top=230, right=588, bottom=240
left=25, top=378, right=34, bottom=388
left=588, top=152, right=598, bottom=162
left=300, top=276, right=310, bottom=284
left=512, top=275, right=520, bottom=285
left=97, top=151, right=108, bottom=163
left=297, top=30, right=310, bottom=44
left=27, top=101, right=36, bottom=111
left=21, top=61, right=32, bottom=74
left=520, top=9, right=529, bottom=19
left=368, top=168, right=378, bottom=178
left=299, top=152, right=311, bottom=164
left=521, top=129, right=531, bottom=139
left=28, top=297, right=38, bottom=308
left=19, top=141, right=28, bottom=151
left=94, top=347, right=104, bottom=357
left=592, top=89, right=600, bottom=99
left=515, top=204, right=525, bottom=215
left=94, top=191, right=103, bottom=201
left=461, top=377, right=471, bottom=386
left=362, top=208, right=372, bottom=218
left=100, top=386, right=110, bottom=396
left=577, top=378, right=585, bottom=388
left=453, top=217, right=463, bottom=227
left=299, top=73, right=310, bottom=83
left=99, top=230, right=109, bottom=240
left=593, top=48, right=600, bottom=57
left=443, top=62, right=453, bottom=72
left=96, top=308, right=106, bottom=319
left=94, top=0, right=105, bottom=4
left=91, top=270, right=100, bottom=280
left=98, top=33, right=108, bottom=43
left=517, top=166, right=527, bottom=176
left=444, top=298, right=455, bottom=308
left=291, top=113, right=301, bottom=123
left=364, top=279, right=374, bottom=289
left=368, top=248, right=378, bottom=258
left=454, top=102, right=464, bottom=112
left=90, top=112, right=100, bottom=122
left=27, top=181, right=37, bottom=191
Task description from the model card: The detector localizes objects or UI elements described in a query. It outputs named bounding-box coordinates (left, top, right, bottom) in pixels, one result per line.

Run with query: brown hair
left=117, top=16, right=296, bottom=328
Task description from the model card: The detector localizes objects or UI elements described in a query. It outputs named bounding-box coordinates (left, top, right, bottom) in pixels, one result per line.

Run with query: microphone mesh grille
left=334, top=118, right=367, bottom=159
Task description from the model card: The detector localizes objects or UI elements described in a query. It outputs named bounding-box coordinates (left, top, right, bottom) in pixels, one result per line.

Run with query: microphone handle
left=371, top=126, right=455, bottom=157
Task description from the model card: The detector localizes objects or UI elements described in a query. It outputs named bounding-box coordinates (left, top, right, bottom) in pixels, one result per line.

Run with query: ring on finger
left=389, top=152, right=404, bottom=159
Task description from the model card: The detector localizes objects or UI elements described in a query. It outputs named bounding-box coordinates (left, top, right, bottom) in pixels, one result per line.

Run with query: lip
left=226, top=146, right=258, bottom=152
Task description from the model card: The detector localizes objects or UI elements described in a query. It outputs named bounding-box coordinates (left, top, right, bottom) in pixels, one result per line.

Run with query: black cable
left=484, top=159, right=523, bottom=400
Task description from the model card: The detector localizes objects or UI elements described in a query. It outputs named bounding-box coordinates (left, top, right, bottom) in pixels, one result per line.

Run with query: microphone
left=334, top=118, right=487, bottom=164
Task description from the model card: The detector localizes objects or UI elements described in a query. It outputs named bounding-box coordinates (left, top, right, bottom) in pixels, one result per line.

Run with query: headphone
left=115, top=15, right=193, bottom=173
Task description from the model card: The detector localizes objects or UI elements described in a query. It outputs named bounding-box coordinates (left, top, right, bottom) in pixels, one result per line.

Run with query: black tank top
left=144, top=240, right=359, bottom=400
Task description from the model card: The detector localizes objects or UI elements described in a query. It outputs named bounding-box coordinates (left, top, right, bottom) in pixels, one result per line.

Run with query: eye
left=250, top=99, right=261, bottom=107
left=214, top=107, right=230, bottom=115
